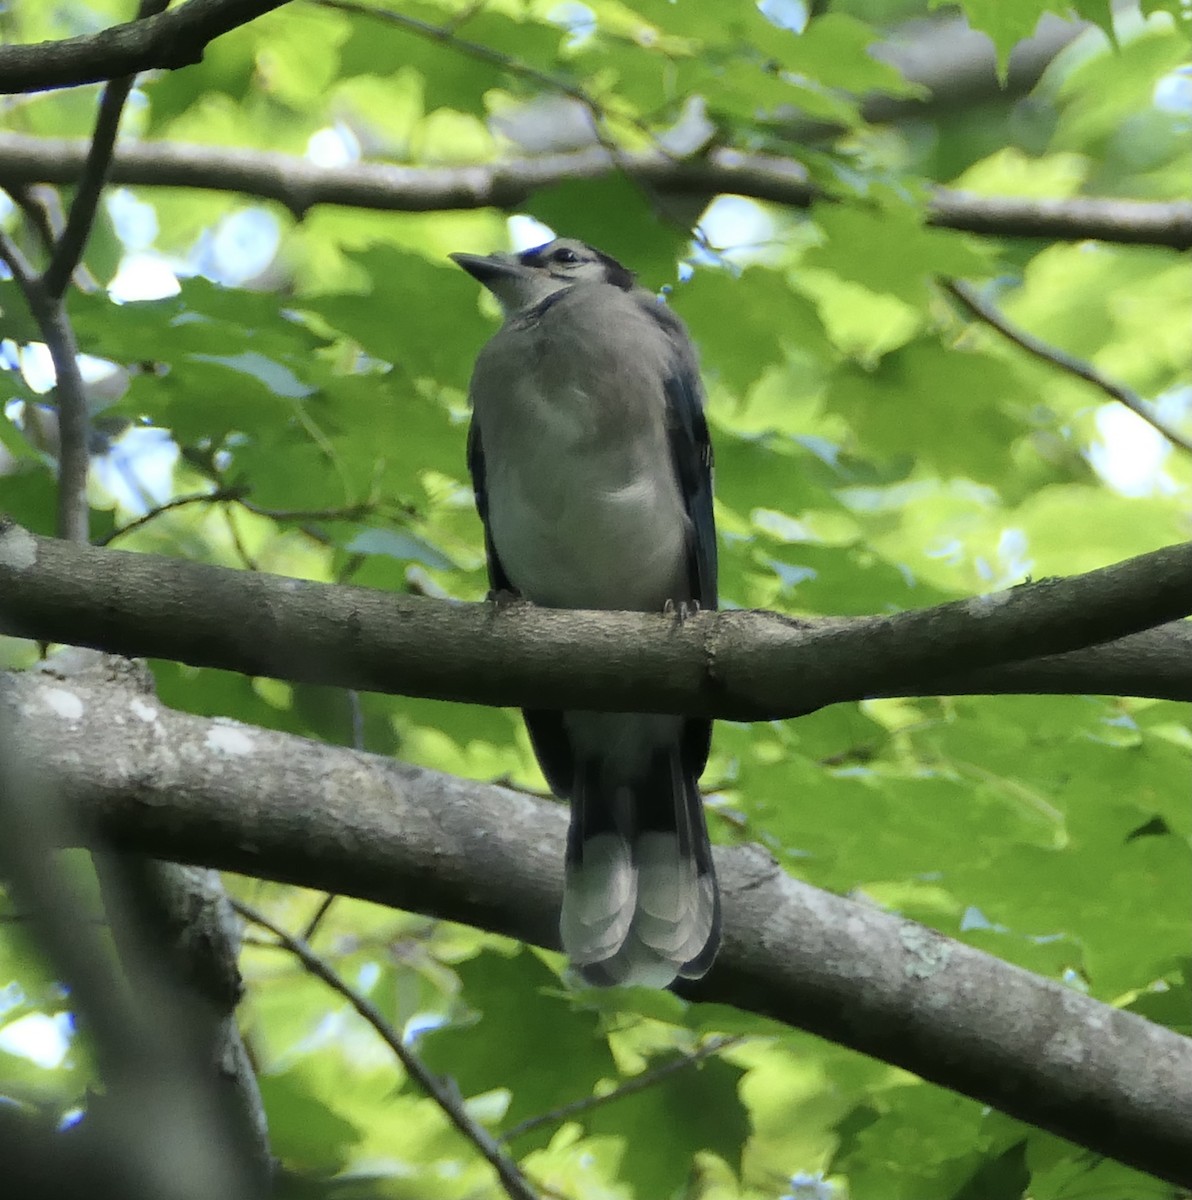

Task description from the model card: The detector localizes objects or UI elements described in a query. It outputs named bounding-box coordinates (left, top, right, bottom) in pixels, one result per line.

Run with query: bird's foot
left=487, top=587, right=529, bottom=608
left=663, top=598, right=700, bottom=624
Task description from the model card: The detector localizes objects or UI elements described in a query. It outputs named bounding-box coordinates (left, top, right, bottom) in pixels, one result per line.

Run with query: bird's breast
left=485, top=446, right=689, bottom=611
left=477, top=386, right=689, bottom=611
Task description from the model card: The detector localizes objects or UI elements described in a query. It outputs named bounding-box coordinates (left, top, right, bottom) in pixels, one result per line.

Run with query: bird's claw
left=663, top=598, right=700, bottom=624
left=487, top=587, right=529, bottom=608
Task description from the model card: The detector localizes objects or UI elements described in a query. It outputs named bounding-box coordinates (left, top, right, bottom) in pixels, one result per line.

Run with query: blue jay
left=452, top=238, right=720, bottom=988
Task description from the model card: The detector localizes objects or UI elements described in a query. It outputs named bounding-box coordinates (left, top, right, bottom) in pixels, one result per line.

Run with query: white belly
left=487, top=459, right=689, bottom=612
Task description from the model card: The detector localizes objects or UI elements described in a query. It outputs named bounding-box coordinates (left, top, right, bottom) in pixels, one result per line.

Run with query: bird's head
left=451, top=238, right=634, bottom=315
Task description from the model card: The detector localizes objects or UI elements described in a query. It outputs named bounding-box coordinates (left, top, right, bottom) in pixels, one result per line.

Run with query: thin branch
left=0, top=225, right=40, bottom=288
left=0, top=0, right=291, bottom=95
left=97, top=486, right=251, bottom=546
left=231, top=898, right=540, bottom=1200
left=0, top=231, right=91, bottom=542
left=8, top=184, right=102, bottom=290
left=314, top=0, right=590, bottom=108
left=1, top=134, right=1188, bottom=249
left=39, top=301, right=93, bottom=544
left=299, top=893, right=336, bottom=942
left=9, top=664, right=1190, bottom=1187
left=943, top=278, right=1192, bottom=457
left=4, top=184, right=60, bottom=258
left=43, top=0, right=170, bottom=299
left=238, top=498, right=376, bottom=522
left=97, top=484, right=382, bottom=547
left=502, top=1035, right=744, bottom=1143
left=223, top=506, right=259, bottom=571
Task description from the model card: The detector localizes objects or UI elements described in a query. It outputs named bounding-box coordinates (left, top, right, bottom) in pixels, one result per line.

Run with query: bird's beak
left=450, top=252, right=527, bottom=286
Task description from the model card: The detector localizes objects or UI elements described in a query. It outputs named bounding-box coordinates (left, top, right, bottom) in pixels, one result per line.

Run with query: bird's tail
left=560, top=747, right=720, bottom=988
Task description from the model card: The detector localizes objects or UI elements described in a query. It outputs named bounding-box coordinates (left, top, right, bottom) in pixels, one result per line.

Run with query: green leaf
left=346, top=528, right=456, bottom=569
left=584, top=1051, right=749, bottom=1196
left=338, top=5, right=565, bottom=114
left=524, top=176, right=692, bottom=286
left=676, top=266, right=829, bottom=395
left=258, top=1068, right=361, bottom=1172
left=805, top=202, right=991, bottom=306
left=419, top=948, right=618, bottom=1150
left=824, top=339, right=1022, bottom=484
left=936, top=0, right=1055, bottom=74
left=302, top=247, right=491, bottom=387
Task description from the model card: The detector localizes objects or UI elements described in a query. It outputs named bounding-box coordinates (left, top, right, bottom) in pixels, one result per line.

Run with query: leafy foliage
left=0, top=0, right=1190, bottom=1196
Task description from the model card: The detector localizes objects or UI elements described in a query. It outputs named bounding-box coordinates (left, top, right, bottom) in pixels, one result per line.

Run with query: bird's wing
left=468, top=414, right=575, bottom=797
left=648, top=300, right=717, bottom=610
left=642, top=298, right=717, bottom=778
left=466, top=418, right=515, bottom=596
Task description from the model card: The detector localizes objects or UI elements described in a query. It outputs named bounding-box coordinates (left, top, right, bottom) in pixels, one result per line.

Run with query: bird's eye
left=551, top=247, right=581, bottom=265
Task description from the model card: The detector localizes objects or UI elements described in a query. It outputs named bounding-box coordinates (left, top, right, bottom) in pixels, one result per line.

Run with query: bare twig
left=1, top=133, right=1187, bottom=249
left=8, top=184, right=102, bottom=290
left=238, top=498, right=376, bottom=522
left=0, top=226, right=39, bottom=288
left=0, top=229, right=91, bottom=542
left=37, top=301, right=92, bottom=543
left=4, top=184, right=60, bottom=257
left=231, top=898, right=540, bottom=1200
left=298, top=893, right=336, bottom=942
left=502, top=1035, right=744, bottom=1143
left=97, top=486, right=251, bottom=546
left=943, top=278, right=1192, bottom=457
left=43, top=0, right=171, bottom=299
left=223, top=507, right=260, bottom=571
left=314, top=0, right=590, bottom=108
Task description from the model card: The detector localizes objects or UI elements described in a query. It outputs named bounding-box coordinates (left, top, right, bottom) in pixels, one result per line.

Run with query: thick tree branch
left=47, top=651, right=272, bottom=1185
left=0, top=661, right=264, bottom=1200
left=893, top=623, right=1192, bottom=703
left=0, top=521, right=1188, bottom=717
left=3, top=664, right=1187, bottom=1187
left=0, top=135, right=1189, bottom=249
left=0, top=0, right=290, bottom=95
left=924, top=189, right=1192, bottom=249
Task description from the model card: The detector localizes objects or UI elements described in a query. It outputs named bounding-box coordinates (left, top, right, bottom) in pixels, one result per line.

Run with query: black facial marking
left=592, top=249, right=634, bottom=291
left=517, top=240, right=636, bottom=290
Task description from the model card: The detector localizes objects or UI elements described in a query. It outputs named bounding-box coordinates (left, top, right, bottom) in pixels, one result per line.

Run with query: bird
left=451, top=237, right=720, bottom=988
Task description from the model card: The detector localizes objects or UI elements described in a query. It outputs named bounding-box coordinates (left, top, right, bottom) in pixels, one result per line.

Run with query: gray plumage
left=452, top=238, right=719, bottom=988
